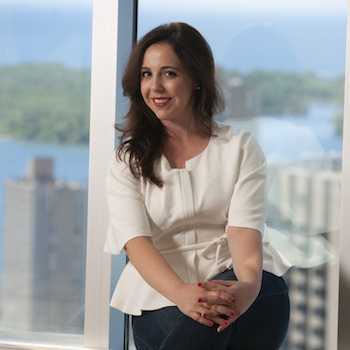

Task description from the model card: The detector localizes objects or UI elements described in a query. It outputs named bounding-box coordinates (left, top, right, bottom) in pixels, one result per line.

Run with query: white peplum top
left=104, top=123, right=291, bottom=315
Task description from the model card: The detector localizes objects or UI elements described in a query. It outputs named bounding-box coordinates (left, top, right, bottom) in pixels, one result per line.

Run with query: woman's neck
left=163, top=123, right=210, bottom=169
left=162, top=117, right=199, bottom=142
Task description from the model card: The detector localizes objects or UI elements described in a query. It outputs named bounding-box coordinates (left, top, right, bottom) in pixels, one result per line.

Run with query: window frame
left=83, top=0, right=119, bottom=348
left=84, top=0, right=137, bottom=349
left=338, top=0, right=350, bottom=348
left=0, top=0, right=349, bottom=349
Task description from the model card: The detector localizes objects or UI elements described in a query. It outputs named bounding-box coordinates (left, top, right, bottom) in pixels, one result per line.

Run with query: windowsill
left=0, top=343, right=108, bottom=350
left=0, top=341, right=87, bottom=350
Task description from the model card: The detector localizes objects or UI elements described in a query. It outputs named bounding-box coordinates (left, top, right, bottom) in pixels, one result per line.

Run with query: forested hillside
left=0, top=64, right=344, bottom=145
left=218, top=69, right=345, bottom=115
left=0, top=64, right=91, bottom=144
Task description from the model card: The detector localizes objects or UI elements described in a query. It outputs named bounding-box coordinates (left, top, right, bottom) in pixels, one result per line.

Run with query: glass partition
left=137, top=1, right=347, bottom=349
left=0, top=0, right=92, bottom=347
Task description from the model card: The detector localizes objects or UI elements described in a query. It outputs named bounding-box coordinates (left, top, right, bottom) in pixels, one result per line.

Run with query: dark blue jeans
left=132, top=270, right=290, bottom=350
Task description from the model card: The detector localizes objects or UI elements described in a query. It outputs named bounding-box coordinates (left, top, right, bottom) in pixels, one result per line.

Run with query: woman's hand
left=197, top=279, right=261, bottom=332
left=173, top=282, right=235, bottom=330
left=197, top=226, right=263, bottom=332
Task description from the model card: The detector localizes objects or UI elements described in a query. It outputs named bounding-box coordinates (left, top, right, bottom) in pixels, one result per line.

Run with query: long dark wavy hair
left=116, top=22, right=224, bottom=186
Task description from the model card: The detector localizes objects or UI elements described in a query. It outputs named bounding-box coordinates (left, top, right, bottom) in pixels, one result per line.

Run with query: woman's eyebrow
left=160, top=66, right=180, bottom=71
left=140, top=66, right=181, bottom=72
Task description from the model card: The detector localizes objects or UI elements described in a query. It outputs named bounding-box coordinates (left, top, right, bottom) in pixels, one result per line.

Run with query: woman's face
left=140, top=42, right=197, bottom=126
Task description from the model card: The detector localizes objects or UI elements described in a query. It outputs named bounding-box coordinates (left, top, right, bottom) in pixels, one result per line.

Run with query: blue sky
left=0, top=0, right=348, bottom=75
left=140, top=0, right=348, bottom=15
left=137, top=0, right=348, bottom=76
left=1, top=0, right=347, bottom=14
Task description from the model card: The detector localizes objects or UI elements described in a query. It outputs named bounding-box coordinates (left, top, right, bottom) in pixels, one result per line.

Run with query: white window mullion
left=84, top=0, right=120, bottom=349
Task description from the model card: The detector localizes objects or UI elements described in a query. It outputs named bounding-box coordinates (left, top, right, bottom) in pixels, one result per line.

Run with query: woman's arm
left=124, top=236, right=233, bottom=328
left=198, top=226, right=263, bottom=332
left=124, top=236, right=183, bottom=303
left=228, top=226, right=263, bottom=292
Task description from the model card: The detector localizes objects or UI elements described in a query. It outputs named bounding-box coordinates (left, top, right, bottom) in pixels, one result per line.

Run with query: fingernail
left=203, top=313, right=207, bottom=318
left=224, top=321, right=228, bottom=326
left=217, top=328, right=222, bottom=333
left=209, top=322, right=213, bottom=327
left=198, top=298, right=203, bottom=302
left=207, top=279, right=212, bottom=282
left=230, top=312, right=235, bottom=316
left=232, top=299, right=236, bottom=303
left=198, top=282, right=202, bottom=287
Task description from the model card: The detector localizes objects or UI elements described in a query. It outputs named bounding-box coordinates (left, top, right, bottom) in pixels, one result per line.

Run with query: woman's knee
left=227, top=272, right=290, bottom=350
left=132, top=307, right=183, bottom=349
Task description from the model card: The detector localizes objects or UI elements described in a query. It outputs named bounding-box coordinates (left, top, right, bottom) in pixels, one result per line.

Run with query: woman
left=104, top=22, right=290, bottom=350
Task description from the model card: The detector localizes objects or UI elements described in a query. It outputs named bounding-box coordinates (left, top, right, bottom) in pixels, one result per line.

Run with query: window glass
left=137, top=1, right=347, bottom=349
left=0, top=0, right=92, bottom=347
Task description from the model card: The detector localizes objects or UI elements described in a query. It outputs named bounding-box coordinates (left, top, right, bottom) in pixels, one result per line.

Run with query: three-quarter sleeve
left=227, top=132, right=268, bottom=236
left=104, top=152, right=152, bottom=255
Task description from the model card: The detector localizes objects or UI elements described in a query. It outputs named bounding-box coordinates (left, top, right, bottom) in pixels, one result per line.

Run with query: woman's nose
left=151, top=76, right=164, bottom=91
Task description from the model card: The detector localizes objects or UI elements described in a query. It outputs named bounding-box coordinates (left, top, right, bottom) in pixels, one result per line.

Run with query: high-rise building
left=220, top=77, right=262, bottom=122
left=272, top=164, right=341, bottom=350
left=1, top=158, right=87, bottom=333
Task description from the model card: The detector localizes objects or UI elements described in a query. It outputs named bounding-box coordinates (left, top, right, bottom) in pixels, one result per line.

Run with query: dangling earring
left=196, top=86, right=201, bottom=90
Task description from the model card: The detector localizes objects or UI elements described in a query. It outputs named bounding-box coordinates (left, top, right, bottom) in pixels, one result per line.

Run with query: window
left=0, top=0, right=92, bottom=348
left=0, top=1, right=134, bottom=349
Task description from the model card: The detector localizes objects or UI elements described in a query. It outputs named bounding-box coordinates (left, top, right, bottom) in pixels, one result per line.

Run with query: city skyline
left=1, top=157, right=87, bottom=334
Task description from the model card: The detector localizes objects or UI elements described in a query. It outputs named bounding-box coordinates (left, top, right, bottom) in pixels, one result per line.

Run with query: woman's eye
left=164, top=71, right=177, bottom=77
left=141, top=71, right=151, bottom=78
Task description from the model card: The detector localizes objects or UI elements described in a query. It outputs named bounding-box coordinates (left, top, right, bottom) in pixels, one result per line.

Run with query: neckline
left=162, top=136, right=212, bottom=170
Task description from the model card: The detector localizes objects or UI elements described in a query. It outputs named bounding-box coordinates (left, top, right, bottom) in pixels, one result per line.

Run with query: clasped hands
left=176, top=279, right=260, bottom=333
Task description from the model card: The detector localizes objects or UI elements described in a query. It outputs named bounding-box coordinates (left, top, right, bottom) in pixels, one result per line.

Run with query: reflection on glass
left=138, top=1, right=347, bottom=349
left=214, top=15, right=344, bottom=350
left=0, top=1, right=92, bottom=347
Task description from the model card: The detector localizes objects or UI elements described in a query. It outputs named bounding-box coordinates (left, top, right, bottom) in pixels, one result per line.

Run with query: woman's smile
left=152, top=98, right=172, bottom=107
left=140, top=42, right=197, bottom=125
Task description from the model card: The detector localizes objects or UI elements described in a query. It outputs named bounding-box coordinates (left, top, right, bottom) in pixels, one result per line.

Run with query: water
left=259, top=103, right=343, bottom=163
